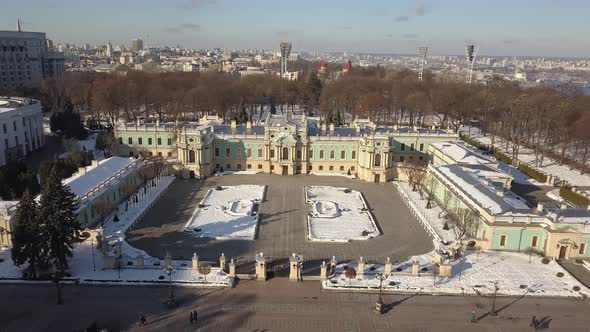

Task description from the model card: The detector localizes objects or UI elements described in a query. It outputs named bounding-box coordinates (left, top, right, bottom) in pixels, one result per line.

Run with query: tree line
left=32, top=65, right=590, bottom=174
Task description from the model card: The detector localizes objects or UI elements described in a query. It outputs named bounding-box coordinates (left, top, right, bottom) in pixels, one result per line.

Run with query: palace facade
left=114, top=113, right=459, bottom=182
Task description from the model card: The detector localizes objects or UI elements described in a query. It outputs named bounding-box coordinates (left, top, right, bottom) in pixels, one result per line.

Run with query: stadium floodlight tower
left=417, top=46, right=429, bottom=82
left=279, top=41, right=292, bottom=77
left=465, top=44, right=479, bottom=85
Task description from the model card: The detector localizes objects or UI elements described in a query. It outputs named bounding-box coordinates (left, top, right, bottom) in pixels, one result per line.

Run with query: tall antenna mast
left=17, top=18, right=22, bottom=32
left=465, top=44, right=479, bottom=85
left=418, top=46, right=429, bottom=82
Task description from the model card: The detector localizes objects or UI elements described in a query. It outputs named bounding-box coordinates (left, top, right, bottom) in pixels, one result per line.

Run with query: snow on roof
left=64, top=157, right=136, bottom=199
left=0, top=200, right=18, bottom=216
left=435, top=164, right=530, bottom=215
left=547, top=209, right=590, bottom=225
left=432, top=141, right=495, bottom=165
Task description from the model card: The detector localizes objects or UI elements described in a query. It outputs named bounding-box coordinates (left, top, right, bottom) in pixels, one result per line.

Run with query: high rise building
left=0, top=96, right=44, bottom=166
left=0, top=20, right=65, bottom=90
left=131, top=38, right=143, bottom=52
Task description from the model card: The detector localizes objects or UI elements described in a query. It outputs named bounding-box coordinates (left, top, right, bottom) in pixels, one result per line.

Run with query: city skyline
left=2, top=0, right=590, bottom=57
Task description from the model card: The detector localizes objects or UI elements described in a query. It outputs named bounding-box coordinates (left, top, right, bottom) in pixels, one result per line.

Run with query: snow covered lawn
left=214, top=170, right=262, bottom=176
left=305, top=186, right=380, bottom=242
left=0, top=243, right=231, bottom=287
left=183, top=185, right=266, bottom=240
left=322, top=250, right=589, bottom=299
left=461, top=126, right=590, bottom=187
left=309, top=172, right=355, bottom=179
left=0, top=176, right=232, bottom=287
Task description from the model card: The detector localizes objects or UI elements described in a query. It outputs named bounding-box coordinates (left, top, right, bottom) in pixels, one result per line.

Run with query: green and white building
left=427, top=141, right=590, bottom=260
left=114, top=113, right=459, bottom=183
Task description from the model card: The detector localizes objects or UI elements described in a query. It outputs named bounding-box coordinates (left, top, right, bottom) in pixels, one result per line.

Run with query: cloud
left=181, top=0, right=217, bottom=9
left=403, top=33, right=418, bottom=39
left=275, top=30, right=304, bottom=39
left=415, top=2, right=432, bottom=16
left=164, top=23, right=201, bottom=34
left=180, top=23, right=200, bottom=30
left=395, top=15, right=409, bottom=22
left=386, top=33, right=393, bottom=38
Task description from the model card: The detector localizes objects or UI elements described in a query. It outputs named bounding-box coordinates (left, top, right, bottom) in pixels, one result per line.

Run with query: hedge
left=459, top=134, right=489, bottom=151
left=517, top=164, right=547, bottom=183
left=493, top=151, right=513, bottom=165
left=560, top=186, right=590, bottom=208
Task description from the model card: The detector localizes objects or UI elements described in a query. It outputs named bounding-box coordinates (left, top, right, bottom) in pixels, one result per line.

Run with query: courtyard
left=126, top=174, right=434, bottom=275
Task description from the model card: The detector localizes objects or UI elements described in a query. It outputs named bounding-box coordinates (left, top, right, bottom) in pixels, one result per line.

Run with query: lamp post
left=489, top=281, right=499, bottom=316
left=52, top=273, right=63, bottom=305
left=374, top=273, right=386, bottom=314
left=163, top=257, right=177, bottom=307
left=91, top=237, right=96, bottom=272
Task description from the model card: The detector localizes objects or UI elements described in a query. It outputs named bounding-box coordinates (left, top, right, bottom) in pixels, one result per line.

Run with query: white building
left=0, top=97, right=44, bottom=166
left=0, top=27, right=65, bottom=90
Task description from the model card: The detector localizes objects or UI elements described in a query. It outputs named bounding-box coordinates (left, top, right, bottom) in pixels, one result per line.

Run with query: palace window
left=352, top=150, right=356, bottom=159
left=329, top=166, right=334, bottom=171
left=247, top=164, right=252, bottom=169
left=157, top=138, right=162, bottom=145
left=319, top=166, right=323, bottom=171
left=247, top=148, right=252, bottom=158
left=188, top=150, right=195, bottom=163
left=167, top=152, right=172, bottom=157
left=399, top=156, right=405, bottom=163
left=296, top=149, right=302, bottom=159
left=410, top=143, right=415, bottom=151
left=227, top=164, right=230, bottom=169
left=340, top=150, right=345, bottom=159
left=270, top=149, right=275, bottom=158
left=374, top=154, right=382, bottom=166
left=340, top=166, right=344, bottom=171
left=282, top=147, right=289, bottom=160
left=500, top=235, right=507, bottom=247
left=319, top=149, right=324, bottom=159
left=215, top=148, right=220, bottom=157
left=167, top=138, right=172, bottom=145
left=580, top=243, right=586, bottom=255
left=419, top=143, right=424, bottom=151
left=309, top=165, right=313, bottom=171
left=531, top=236, right=538, bottom=247
left=401, top=143, right=406, bottom=151
left=258, top=148, right=263, bottom=158
left=225, top=147, right=230, bottom=158
left=258, top=164, right=263, bottom=170
left=128, top=137, right=133, bottom=144
left=237, top=164, right=242, bottom=170
left=330, top=150, right=335, bottom=159
left=119, top=137, right=123, bottom=144
left=148, top=137, right=152, bottom=145
left=138, top=137, right=142, bottom=145
left=309, top=149, right=314, bottom=159
left=351, top=166, right=356, bottom=171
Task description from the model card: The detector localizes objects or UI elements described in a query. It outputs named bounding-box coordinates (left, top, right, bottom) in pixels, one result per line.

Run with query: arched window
left=282, top=147, right=289, bottom=160
left=189, top=150, right=196, bottom=163
left=374, top=153, right=382, bottom=167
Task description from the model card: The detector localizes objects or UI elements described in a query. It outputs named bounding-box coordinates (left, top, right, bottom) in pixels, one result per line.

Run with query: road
left=1, top=279, right=588, bottom=331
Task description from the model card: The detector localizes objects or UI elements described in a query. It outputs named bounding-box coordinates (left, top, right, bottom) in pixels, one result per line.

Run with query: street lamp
left=374, top=273, right=386, bottom=314
left=163, top=257, right=177, bottom=307
left=418, top=46, right=428, bottom=82
left=52, top=272, right=63, bottom=305
left=489, top=281, right=500, bottom=316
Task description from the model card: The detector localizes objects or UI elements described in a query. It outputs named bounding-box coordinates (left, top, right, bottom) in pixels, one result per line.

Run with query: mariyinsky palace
left=113, top=112, right=458, bottom=182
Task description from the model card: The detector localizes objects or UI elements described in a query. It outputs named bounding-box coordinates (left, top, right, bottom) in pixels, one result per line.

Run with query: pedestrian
left=471, top=310, right=477, bottom=324
left=530, top=315, right=537, bottom=330
left=139, top=314, right=147, bottom=326
left=193, top=309, right=198, bottom=324
left=190, top=311, right=194, bottom=324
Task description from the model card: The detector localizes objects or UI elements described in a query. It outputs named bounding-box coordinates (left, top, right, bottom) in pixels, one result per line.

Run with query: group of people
left=138, top=309, right=198, bottom=328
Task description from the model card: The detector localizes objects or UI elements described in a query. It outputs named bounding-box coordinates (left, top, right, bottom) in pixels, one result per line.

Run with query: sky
left=1, top=0, right=589, bottom=57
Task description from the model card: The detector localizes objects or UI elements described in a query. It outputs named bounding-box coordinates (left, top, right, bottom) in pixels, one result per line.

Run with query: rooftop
left=431, top=141, right=496, bottom=165
left=63, top=157, right=137, bottom=199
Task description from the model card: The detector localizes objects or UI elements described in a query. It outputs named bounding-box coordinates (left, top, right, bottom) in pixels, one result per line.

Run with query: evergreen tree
left=11, top=190, right=48, bottom=279
left=39, top=167, right=81, bottom=272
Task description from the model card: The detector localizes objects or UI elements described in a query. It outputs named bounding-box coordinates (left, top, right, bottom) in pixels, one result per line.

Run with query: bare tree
left=445, top=208, right=480, bottom=244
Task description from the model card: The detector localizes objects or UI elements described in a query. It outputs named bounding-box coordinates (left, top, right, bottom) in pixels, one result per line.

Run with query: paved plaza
left=2, top=280, right=589, bottom=331
left=126, top=174, right=433, bottom=275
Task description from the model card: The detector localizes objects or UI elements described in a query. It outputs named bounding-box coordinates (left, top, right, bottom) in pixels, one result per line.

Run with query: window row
left=120, top=136, right=172, bottom=146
